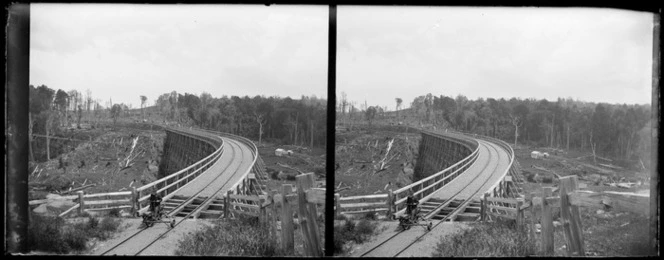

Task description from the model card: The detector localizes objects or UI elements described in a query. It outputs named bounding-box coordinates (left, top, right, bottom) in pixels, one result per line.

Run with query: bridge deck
left=430, top=139, right=510, bottom=201
left=174, top=131, right=254, bottom=198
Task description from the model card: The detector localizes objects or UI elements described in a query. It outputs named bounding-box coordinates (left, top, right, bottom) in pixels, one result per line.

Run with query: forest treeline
left=338, top=92, right=652, bottom=169
left=28, top=84, right=327, bottom=163
left=152, top=91, right=327, bottom=148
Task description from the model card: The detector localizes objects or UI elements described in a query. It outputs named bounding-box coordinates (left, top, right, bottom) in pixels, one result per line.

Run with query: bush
left=27, top=213, right=123, bottom=254
left=108, top=208, right=121, bottom=218
left=333, top=219, right=379, bottom=255
left=363, top=211, right=377, bottom=220
left=432, top=221, right=537, bottom=257
left=27, top=214, right=70, bottom=253
left=62, top=228, right=88, bottom=252
left=175, top=216, right=283, bottom=256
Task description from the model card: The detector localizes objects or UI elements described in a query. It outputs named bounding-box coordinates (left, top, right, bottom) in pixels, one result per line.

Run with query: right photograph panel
left=333, top=6, right=656, bottom=257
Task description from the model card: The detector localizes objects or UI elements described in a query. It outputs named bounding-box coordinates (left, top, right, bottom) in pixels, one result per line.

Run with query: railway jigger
left=398, top=194, right=433, bottom=231
left=141, top=193, right=175, bottom=228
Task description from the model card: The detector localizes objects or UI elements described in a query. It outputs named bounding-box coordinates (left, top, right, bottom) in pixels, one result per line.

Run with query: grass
left=27, top=213, right=122, bottom=254
left=333, top=214, right=380, bottom=255
left=432, top=220, right=537, bottom=257
left=174, top=216, right=283, bottom=256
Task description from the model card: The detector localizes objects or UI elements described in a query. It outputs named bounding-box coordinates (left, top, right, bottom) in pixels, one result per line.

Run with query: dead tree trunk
left=566, top=123, right=570, bottom=151
left=46, top=117, right=51, bottom=161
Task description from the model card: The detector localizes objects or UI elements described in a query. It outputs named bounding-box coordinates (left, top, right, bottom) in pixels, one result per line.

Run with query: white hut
left=275, top=148, right=287, bottom=157
left=531, top=151, right=543, bottom=159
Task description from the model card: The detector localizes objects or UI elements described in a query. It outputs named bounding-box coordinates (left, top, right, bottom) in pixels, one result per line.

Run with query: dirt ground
left=29, top=126, right=166, bottom=201
left=514, top=144, right=652, bottom=256
left=335, top=129, right=421, bottom=197
left=256, top=141, right=327, bottom=256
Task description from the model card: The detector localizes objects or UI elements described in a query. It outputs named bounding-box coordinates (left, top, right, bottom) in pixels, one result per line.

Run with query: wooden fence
left=480, top=175, right=650, bottom=256
left=334, top=130, right=481, bottom=220
left=226, top=173, right=325, bottom=256
left=29, top=126, right=269, bottom=218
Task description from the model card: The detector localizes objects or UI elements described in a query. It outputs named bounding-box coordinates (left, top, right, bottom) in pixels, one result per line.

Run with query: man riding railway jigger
left=398, top=191, right=432, bottom=231
left=141, top=193, right=175, bottom=228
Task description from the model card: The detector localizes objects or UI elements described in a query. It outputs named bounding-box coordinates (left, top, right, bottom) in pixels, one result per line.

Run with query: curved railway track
left=100, top=135, right=249, bottom=256
left=359, top=139, right=505, bottom=257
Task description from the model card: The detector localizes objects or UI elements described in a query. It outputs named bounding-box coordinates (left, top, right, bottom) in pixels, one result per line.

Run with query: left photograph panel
left=26, top=3, right=327, bottom=256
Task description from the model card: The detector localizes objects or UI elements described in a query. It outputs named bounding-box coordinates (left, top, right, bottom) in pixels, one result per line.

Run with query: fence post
left=516, top=198, right=524, bottom=232
left=259, top=196, right=266, bottom=225
left=131, top=187, right=137, bottom=217
left=296, top=173, right=322, bottom=256
left=77, top=191, right=85, bottom=215
left=334, top=193, right=341, bottom=219
left=541, top=187, right=554, bottom=256
left=386, top=189, right=393, bottom=219
left=559, top=175, right=585, bottom=256
left=269, top=190, right=278, bottom=241
left=481, top=193, right=487, bottom=222
left=281, top=184, right=294, bottom=255
left=529, top=192, right=536, bottom=240
left=225, top=190, right=231, bottom=219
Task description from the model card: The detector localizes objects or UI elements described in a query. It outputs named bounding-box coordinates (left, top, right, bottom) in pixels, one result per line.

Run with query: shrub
left=432, top=221, right=537, bottom=257
left=175, top=216, right=283, bottom=256
left=354, top=220, right=378, bottom=241
left=62, top=228, right=88, bottom=252
left=27, top=214, right=70, bottom=253
left=108, top=208, right=121, bottom=218
left=333, top=219, right=379, bottom=255
left=363, top=211, right=377, bottom=220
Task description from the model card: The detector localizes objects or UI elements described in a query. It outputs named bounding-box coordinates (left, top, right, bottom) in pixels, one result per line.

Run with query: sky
left=30, top=4, right=328, bottom=109
left=337, top=6, right=655, bottom=110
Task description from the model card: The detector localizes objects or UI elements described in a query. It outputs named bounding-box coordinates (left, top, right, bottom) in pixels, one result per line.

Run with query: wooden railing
left=334, top=130, right=481, bottom=219
left=225, top=172, right=325, bottom=256
left=334, top=194, right=390, bottom=217
left=135, top=128, right=225, bottom=214
left=481, top=175, right=650, bottom=256
left=32, top=126, right=226, bottom=217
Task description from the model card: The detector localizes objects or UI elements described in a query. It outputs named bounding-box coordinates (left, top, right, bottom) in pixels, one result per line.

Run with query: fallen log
left=62, top=183, right=97, bottom=195
left=276, top=162, right=304, bottom=174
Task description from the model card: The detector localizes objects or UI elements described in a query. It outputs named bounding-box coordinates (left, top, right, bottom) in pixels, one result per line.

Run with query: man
left=149, top=193, right=162, bottom=216
left=406, top=191, right=419, bottom=219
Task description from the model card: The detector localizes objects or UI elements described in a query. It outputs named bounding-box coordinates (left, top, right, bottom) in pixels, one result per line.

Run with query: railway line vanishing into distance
left=357, top=135, right=513, bottom=257
left=99, top=128, right=257, bottom=256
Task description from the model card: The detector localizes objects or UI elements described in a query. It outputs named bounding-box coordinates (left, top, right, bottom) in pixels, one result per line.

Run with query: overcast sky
left=30, top=4, right=328, bottom=109
left=338, top=7, right=654, bottom=110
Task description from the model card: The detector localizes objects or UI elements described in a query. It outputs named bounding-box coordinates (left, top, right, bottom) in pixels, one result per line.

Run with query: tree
left=254, top=112, right=266, bottom=146
left=54, top=89, right=69, bottom=126
left=395, top=97, right=403, bottom=119
left=110, top=104, right=122, bottom=125
left=340, top=92, right=348, bottom=124
left=365, top=106, right=377, bottom=127
left=76, top=105, right=83, bottom=128
left=509, top=114, right=522, bottom=147
left=140, top=95, right=147, bottom=121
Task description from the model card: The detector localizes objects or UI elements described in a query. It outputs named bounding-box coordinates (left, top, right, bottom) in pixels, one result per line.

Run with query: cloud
left=30, top=4, right=328, bottom=108
left=337, top=7, right=653, bottom=109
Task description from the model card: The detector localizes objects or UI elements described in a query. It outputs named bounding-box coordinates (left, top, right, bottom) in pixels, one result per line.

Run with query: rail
left=335, top=129, right=481, bottom=219
left=136, top=128, right=225, bottom=214
left=31, top=126, right=229, bottom=217
left=448, top=129, right=521, bottom=199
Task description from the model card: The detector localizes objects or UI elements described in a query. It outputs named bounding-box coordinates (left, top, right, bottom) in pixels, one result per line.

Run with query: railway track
left=360, top=140, right=504, bottom=257
left=100, top=135, right=248, bottom=256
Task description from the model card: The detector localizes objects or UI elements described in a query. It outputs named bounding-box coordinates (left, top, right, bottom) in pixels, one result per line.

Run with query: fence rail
left=480, top=175, right=650, bottom=256
left=335, top=129, right=482, bottom=219
left=224, top=173, right=324, bottom=256
left=30, top=125, right=255, bottom=218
